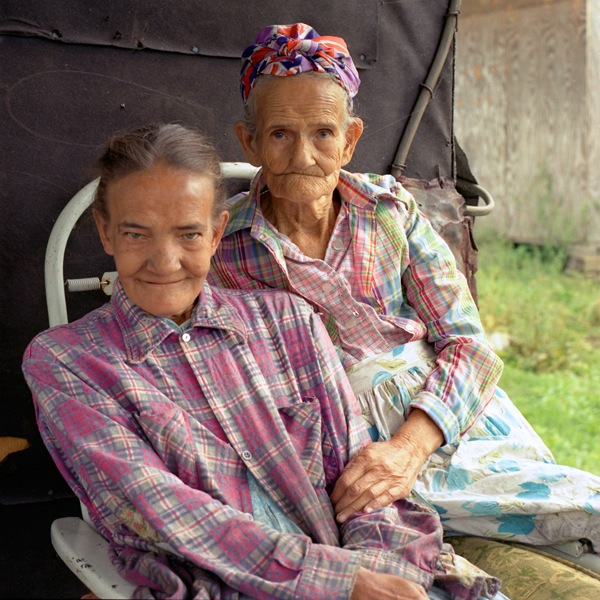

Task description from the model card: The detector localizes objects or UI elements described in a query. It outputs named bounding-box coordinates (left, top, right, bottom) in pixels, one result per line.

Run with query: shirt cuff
left=358, top=549, right=435, bottom=588
left=408, top=390, right=461, bottom=446
left=297, top=543, right=362, bottom=600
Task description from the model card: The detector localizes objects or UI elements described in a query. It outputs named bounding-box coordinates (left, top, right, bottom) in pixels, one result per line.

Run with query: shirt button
left=332, top=239, right=343, bottom=250
left=322, top=282, right=334, bottom=293
left=181, top=332, right=191, bottom=342
left=245, top=512, right=254, bottom=521
left=241, top=450, right=253, bottom=461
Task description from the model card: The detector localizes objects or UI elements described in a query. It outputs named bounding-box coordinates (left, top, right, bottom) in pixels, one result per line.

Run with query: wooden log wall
left=455, top=0, right=600, bottom=249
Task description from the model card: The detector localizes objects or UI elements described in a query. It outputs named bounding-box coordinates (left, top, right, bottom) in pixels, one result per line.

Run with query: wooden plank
left=566, top=245, right=600, bottom=278
left=0, top=436, right=30, bottom=463
left=455, top=9, right=510, bottom=232
left=456, top=0, right=593, bottom=247
left=461, top=0, right=559, bottom=16
left=585, top=0, right=600, bottom=244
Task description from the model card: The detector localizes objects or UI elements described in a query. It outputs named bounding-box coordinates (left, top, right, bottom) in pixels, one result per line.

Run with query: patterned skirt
left=345, top=340, right=600, bottom=551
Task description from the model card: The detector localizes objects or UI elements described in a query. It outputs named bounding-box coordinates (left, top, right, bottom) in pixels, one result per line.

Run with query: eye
left=271, top=130, right=286, bottom=141
left=181, top=232, right=200, bottom=240
left=126, top=231, right=145, bottom=240
left=317, top=129, right=333, bottom=139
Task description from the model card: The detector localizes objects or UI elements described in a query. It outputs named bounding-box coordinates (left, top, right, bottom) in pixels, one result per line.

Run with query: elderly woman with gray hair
left=209, top=23, right=600, bottom=556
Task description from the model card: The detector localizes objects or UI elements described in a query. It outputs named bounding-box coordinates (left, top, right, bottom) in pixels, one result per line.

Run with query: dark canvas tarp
left=0, top=0, right=457, bottom=498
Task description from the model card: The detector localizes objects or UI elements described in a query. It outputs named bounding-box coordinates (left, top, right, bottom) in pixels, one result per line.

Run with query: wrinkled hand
left=331, top=437, right=424, bottom=523
left=350, top=568, right=429, bottom=600
left=332, top=409, right=444, bottom=523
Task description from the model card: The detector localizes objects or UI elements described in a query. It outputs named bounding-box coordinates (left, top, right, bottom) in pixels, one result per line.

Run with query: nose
left=289, top=135, right=314, bottom=171
left=147, top=239, right=180, bottom=275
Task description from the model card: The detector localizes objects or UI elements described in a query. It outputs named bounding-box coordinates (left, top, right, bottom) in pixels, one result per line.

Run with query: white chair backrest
left=45, top=162, right=258, bottom=328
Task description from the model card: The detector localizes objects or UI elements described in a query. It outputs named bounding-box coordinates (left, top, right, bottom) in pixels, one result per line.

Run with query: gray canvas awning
left=0, top=0, right=459, bottom=497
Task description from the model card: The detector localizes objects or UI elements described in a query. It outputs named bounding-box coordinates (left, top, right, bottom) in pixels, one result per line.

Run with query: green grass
left=475, top=234, right=600, bottom=475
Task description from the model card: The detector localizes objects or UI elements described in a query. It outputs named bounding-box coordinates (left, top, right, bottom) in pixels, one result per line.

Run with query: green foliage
left=476, top=234, right=600, bottom=474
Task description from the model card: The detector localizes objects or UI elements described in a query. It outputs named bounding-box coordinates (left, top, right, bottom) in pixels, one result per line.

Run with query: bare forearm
left=390, top=408, right=444, bottom=465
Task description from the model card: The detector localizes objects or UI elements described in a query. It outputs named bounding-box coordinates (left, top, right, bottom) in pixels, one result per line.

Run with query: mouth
left=280, top=169, right=325, bottom=178
left=141, top=280, right=184, bottom=287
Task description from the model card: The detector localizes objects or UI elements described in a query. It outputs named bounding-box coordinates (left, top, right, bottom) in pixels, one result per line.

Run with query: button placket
left=345, top=317, right=358, bottom=329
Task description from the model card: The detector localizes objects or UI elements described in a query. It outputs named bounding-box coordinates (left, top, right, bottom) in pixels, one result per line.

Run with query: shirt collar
left=111, top=281, right=249, bottom=363
left=222, top=172, right=266, bottom=235
left=335, top=170, right=379, bottom=212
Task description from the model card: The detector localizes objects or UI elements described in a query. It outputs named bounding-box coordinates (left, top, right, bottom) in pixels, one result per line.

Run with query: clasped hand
left=350, top=568, right=429, bottom=600
left=332, top=409, right=444, bottom=522
left=331, top=437, right=424, bottom=523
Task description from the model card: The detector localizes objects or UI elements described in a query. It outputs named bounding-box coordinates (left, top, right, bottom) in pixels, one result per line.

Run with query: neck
left=261, top=191, right=340, bottom=260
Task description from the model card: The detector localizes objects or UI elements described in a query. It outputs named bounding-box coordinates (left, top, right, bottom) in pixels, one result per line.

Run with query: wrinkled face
left=237, top=75, right=362, bottom=206
left=94, top=163, right=228, bottom=324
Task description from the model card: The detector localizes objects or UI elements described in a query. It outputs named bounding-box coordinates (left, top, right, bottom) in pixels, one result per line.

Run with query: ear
left=92, top=208, right=115, bottom=256
left=210, top=210, right=230, bottom=255
left=234, top=121, right=262, bottom=167
left=341, top=117, right=364, bottom=167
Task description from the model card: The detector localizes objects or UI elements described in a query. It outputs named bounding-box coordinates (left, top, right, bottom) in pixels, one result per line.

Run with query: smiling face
left=94, top=162, right=228, bottom=324
left=236, top=74, right=363, bottom=207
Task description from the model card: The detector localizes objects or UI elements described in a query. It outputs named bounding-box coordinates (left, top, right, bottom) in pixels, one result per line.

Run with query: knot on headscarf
left=240, top=23, right=361, bottom=106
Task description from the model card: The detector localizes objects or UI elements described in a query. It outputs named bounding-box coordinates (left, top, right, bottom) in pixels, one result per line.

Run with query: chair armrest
left=51, top=517, right=136, bottom=600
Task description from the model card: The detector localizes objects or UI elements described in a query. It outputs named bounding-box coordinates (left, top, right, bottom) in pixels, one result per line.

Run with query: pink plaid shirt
left=210, top=171, right=504, bottom=446
left=23, top=282, right=502, bottom=599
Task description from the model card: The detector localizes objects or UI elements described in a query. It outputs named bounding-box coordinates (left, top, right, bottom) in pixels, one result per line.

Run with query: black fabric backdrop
left=0, top=0, right=457, bottom=497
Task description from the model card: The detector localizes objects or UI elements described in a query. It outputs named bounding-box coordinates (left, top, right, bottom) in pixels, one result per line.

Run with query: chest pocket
left=276, top=397, right=339, bottom=490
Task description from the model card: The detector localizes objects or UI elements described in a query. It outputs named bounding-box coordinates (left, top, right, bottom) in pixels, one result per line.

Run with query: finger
left=333, top=467, right=384, bottom=515
left=334, top=487, right=376, bottom=523
left=362, top=483, right=408, bottom=512
left=334, top=481, right=404, bottom=523
left=334, top=455, right=403, bottom=509
left=330, top=456, right=367, bottom=504
left=336, top=503, right=361, bottom=524
left=334, top=474, right=395, bottom=520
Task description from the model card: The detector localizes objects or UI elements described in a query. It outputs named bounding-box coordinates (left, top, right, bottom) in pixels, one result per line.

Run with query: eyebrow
left=174, top=223, right=209, bottom=232
left=118, top=221, right=209, bottom=232
left=118, top=221, right=149, bottom=230
left=265, top=115, right=340, bottom=129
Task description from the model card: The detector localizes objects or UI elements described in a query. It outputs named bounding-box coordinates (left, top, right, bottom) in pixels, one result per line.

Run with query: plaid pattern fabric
left=23, top=282, right=468, bottom=598
left=209, top=170, right=504, bottom=446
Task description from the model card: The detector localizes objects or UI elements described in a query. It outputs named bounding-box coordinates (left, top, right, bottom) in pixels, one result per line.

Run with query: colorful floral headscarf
left=240, top=23, right=361, bottom=106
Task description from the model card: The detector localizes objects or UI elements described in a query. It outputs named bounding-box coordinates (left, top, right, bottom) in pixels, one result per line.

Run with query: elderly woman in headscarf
left=209, top=23, right=600, bottom=554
